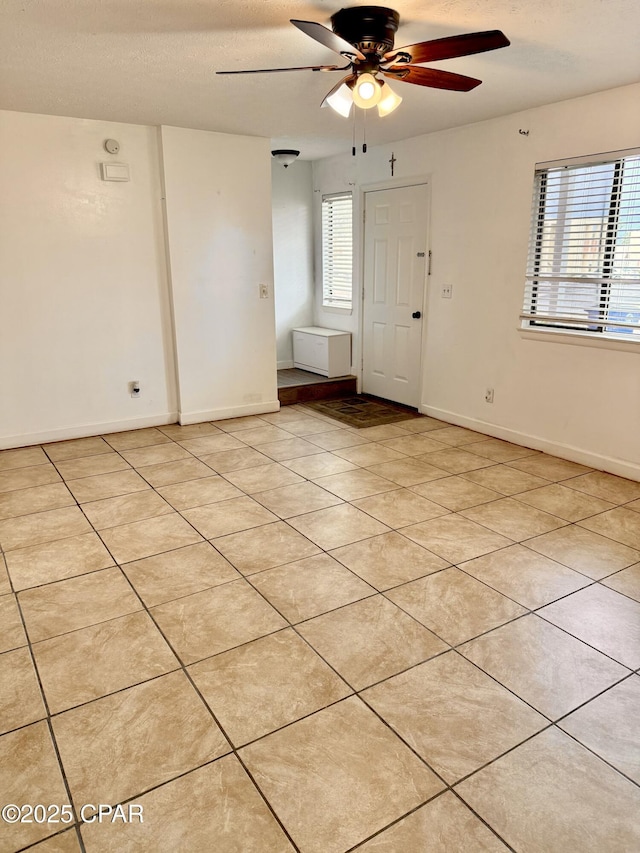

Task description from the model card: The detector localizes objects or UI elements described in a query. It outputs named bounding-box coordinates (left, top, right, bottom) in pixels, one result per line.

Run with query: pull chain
left=352, top=104, right=356, bottom=157
left=351, top=108, right=371, bottom=156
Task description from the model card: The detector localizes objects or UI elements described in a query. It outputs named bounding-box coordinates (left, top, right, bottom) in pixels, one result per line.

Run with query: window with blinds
left=322, top=192, right=353, bottom=310
left=521, top=150, right=640, bottom=340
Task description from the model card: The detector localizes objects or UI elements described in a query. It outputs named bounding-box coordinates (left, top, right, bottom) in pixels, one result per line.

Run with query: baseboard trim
left=0, top=412, right=179, bottom=451
left=179, top=400, right=280, bottom=425
left=277, top=360, right=294, bottom=370
left=421, top=405, right=640, bottom=482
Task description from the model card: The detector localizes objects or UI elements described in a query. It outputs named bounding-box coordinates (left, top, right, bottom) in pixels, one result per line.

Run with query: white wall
left=271, top=160, right=315, bottom=368
left=0, top=112, right=280, bottom=447
left=160, top=126, right=278, bottom=423
left=313, top=84, right=640, bottom=478
left=0, top=111, right=177, bottom=448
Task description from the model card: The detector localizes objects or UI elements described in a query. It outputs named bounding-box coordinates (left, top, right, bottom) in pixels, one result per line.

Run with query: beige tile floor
left=1, top=407, right=639, bottom=852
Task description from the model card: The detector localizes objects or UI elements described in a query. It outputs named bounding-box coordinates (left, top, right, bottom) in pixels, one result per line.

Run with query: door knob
left=412, top=311, right=422, bottom=319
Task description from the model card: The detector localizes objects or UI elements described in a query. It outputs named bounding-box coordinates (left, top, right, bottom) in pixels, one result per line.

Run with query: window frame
left=321, top=192, right=354, bottom=311
left=521, top=148, right=640, bottom=344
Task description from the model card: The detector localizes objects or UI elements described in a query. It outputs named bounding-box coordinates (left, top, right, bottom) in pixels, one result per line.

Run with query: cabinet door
left=293, top=332, right=316, bottom=367
left=326, top=335, right=350, bottom=377
left=312, top=337, right=329, bottom=371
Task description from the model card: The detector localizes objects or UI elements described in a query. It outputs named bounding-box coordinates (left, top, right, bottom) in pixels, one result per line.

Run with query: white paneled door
left=362, top=184, right=429, bottom=407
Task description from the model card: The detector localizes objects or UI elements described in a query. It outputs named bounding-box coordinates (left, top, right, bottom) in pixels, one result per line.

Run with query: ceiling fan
left=217, top=6, right=510, bottom=118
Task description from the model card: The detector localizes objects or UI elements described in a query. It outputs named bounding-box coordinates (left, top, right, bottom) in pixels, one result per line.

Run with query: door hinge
left=428, top=250, right=432, bottom=275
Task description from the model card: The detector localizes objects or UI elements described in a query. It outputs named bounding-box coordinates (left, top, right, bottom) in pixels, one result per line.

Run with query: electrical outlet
left=259, top=283, right=269, bottom=299
left=129, top=381, right=141, bottom=398
left=441, top=284, right=453, bottom=299
left=485, top=387, right=494, bottom=403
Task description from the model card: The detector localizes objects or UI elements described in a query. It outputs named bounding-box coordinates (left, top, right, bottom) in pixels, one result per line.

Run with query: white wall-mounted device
left=101, top=162, right=130, bottom=182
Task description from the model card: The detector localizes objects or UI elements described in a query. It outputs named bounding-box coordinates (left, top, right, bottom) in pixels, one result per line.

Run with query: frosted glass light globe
left=352, top=73, right=382, bottom=109
left=358, top=80, right=375, bottom=100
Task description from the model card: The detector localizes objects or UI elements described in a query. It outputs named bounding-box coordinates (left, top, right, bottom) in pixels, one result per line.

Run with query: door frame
left=358, top=176, right=431, bottom=410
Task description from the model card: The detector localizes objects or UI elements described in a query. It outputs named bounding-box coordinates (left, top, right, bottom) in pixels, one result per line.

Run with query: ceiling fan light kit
left=219, top=5, right=509, bottom=129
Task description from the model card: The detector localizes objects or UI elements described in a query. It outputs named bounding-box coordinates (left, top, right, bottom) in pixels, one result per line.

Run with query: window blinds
left=322, top=193, right=353, bottom=309
left=522, top=151, right=640, bottom=338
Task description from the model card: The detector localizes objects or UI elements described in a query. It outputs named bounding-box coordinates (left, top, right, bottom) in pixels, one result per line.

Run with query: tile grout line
left=48, top=436, right=306, bottom=852
left=14, top=825, right=84, bottom=853
left=155, top=469, right=488, bottom=844
left=228, top=500, right=638, bottom=827
left=8, top=433, right=640, bottom=700
left=10, top=551, right=638, bottom=792
left=5, top=443, right=639, bottom=677
left=4, top=548, right=89, bottom=853
left=2, top=421, right=639, bottom=850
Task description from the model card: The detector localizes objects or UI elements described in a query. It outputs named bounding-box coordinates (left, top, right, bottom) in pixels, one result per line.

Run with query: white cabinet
left=292, top=327, right=351, bottom=378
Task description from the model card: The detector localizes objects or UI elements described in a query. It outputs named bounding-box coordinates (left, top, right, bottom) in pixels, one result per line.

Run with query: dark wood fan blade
left=291, top=19, right=366, bottom=60
left=320, top=74, right=356, bottom=107
left=384, top=66, right=482, bottom=91
left=217, top=64, right=343, bottom=75
left=384, top=30, right=510, bottom=64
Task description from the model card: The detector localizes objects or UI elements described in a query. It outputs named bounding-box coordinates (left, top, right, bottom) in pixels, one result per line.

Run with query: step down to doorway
left=277, top=369, right=357, bottom=406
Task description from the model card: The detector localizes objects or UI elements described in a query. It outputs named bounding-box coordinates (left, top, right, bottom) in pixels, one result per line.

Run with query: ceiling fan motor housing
left=331, top=6, right=400, bottom=57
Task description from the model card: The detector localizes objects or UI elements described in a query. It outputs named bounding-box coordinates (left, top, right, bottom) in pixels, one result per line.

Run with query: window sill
left=518, top=326, right=640, bottom=354
left=321, top=304, right=353, bottom=315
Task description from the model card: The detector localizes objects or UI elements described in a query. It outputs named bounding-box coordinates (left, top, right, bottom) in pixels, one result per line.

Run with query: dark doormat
left=303, top=395, right=423, bottom=428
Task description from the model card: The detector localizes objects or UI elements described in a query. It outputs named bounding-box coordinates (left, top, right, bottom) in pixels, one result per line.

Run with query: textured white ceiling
left=1, top=0, right=639, bottom=159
